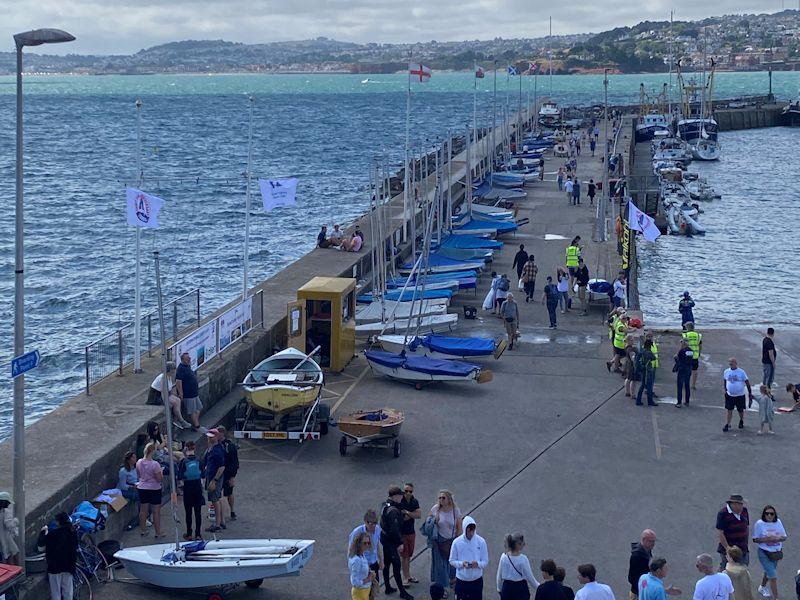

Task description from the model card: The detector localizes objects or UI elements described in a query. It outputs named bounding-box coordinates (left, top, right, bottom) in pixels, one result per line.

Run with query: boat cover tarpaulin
left=365, top=350, right=479, bottom=377
left=401, top=253, right=483, bottom=271
left=412, top=335, right=495, bottom=357
left=439, top=235, right=503, bottom=250
left=455, top=218, right=517, bottom=233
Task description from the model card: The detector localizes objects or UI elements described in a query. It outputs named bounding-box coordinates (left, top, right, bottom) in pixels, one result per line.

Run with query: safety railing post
left=85, top=346, right=91, bottom=396
left=147, top=314, right=152, bottom=357
left=173, top=303, right=178, bottom=342
left=117, top=330, right=124, bottom=376
left=196, top=289, right=201, bottom=327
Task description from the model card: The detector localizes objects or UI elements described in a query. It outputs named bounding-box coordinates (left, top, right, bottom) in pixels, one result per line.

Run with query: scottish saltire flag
left=409, top=63, right=432, bottom=82
left=259, top=178, right=298, bottom=212
left=507, top=65, right=518, bottom=76
left=628, top=201, right=661, bottom=242
left=475, top=64, right=485, bottom=78
left=126, top=188, right=165, bottom=228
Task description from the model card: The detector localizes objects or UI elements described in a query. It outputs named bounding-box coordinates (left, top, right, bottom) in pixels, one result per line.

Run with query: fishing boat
left=114, top=539, right=315, bottom=589
left=676, top=56, right=720, bottom=161
left=780, top=92, right=800, bottom=126
left=377, top=334, right=507, bottom=360
left=364, top=349, right=492, bottom=389
left=242, top=348, right=323, bottom=417
left=337, top=408, right=404, bottom=440
left=635, top=83, right=671, bottom=142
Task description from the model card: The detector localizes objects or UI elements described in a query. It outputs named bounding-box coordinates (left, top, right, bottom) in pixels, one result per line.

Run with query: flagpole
left=549, top=16, right=553, bottom=95
left=492, top=59, right=497, bottom=170
left=242, top=95, right=254, bottom=302
left=406, top=50, right=414, bottom=254
left=533, top=68, right=539, bottom=133
left=133, top=99, right=143, bottom=374
left=473, top=64, right=478, bottom=149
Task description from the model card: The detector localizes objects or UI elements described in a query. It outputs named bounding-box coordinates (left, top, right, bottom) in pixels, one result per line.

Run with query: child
left=178, top=441, right=205, bottom=540
left=757, top=384, right=775, bottom=435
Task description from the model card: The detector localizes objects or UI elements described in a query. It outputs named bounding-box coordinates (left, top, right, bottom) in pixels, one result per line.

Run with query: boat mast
left=133, top=99, right=143, bottom=374
left=242, top=95, right=255, bottom=302
left=405, top=48, right=414, bottom=255
left=668, top=10, right=674, bottom=116
left=153, top=250, right=181, bottom=550
left=549, top=16, right=553, bottom=96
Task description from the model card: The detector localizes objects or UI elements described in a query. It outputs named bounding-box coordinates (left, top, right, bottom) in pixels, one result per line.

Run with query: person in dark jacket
left=380, top=486, right=413, bottom=600
left=37, top=512, right=78, bottom=600
left=512, top=245, right=529, bottom=280
left=628, top=529, right=656, bottom=600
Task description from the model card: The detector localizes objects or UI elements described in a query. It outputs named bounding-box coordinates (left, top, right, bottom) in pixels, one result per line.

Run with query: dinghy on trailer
left=377, top=334, right=507, bottom=360
left=364, top=349, right=492, bottom=389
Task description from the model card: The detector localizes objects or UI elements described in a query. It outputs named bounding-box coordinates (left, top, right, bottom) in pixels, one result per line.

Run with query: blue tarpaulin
left=357, top=289, right=454, bottom=304
left=365, top=350, right=479, bottom=377
left=454, top=219, right=517, bottom=234
left=422, top=335, right=495, bottom=357
left=438, top=235, right=503, bottom=250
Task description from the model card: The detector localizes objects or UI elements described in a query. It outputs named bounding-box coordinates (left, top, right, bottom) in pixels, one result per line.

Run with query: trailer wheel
left=393, top=439, right=401, bottom=458
left=245, top=579, right=263, bottom=589
left=339, top=436, right=348, bottom=456
left=414, top=382, right=423, bottom=391
left=207, top=592, right=226, bottom=600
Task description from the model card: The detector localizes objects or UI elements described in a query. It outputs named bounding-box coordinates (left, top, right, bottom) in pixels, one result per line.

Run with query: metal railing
left=84, top=289, right=200, bottom=394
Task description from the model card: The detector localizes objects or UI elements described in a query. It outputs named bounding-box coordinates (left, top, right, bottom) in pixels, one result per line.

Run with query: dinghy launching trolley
left=336, top=408, right=404, bottom=458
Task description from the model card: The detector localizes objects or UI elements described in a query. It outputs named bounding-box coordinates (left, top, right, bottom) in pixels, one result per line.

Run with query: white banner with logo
left=218, top=298, right=253, bottom=351
left=174, top=320, right=218, bottom=371
left=126, top=187, right=165, bottom=228
left=258, top=178, right=298, bottom=212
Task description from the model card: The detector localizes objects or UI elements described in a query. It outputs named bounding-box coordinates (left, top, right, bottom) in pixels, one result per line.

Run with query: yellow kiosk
left=287, top=276, right=356, bottom=372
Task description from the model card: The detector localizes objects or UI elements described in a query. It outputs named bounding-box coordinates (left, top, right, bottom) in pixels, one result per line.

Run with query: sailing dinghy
left=364, top=349, right=493, bottom=388
left=377, top=334, right=507, bottom=360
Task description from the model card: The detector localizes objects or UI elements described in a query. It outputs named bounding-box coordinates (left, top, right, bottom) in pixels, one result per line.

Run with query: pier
left=4, top=103, right=800, bottom=600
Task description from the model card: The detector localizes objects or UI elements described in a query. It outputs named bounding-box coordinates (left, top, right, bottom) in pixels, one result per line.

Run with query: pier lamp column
left=13, top=27, right=76, bottom=567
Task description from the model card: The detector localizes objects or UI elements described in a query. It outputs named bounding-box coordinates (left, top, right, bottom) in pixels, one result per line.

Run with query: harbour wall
left=0, top=113, right=507, bottom=559
left=713, top=103, right=785, bottom=130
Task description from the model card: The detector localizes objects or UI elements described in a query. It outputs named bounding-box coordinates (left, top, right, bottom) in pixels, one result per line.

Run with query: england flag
left=409, top=63, right=432, bottom=83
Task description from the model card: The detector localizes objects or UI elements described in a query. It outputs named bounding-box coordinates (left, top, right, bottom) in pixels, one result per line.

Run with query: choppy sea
left=1, top=70, right=799, bottom=439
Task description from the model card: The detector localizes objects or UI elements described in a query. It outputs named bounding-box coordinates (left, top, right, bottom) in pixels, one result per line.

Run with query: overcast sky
left=0, top=0, right=792, bottom=55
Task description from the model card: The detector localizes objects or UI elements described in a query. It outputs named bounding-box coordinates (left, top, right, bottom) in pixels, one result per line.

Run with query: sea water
left=0, top=70, right=798, bottom=439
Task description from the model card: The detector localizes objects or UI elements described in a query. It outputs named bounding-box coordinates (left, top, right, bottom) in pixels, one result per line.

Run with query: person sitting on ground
left=341, top=233, right=363, bottom=252
left=317, top=225, right=332, bottom=248
left=329, top=224, right=344, bottom=246
left=354, top=226, right=364, bottom=241
left=118, top=451, right=139, bottom=502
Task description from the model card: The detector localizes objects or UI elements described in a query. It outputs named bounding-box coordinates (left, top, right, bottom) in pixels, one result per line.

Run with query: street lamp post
left=13, top=27, right=75, bottom=566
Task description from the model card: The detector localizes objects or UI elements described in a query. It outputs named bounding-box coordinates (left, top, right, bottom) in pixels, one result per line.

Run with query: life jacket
left=565, top=245, right=580, bottom=267
left=613, top=321, right=626, bottom=349
left=682, top=331, right=702, bottom=358
left=650, top=341, right=660, bottom=368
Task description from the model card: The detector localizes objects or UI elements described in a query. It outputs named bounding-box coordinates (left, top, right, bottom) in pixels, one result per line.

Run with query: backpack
left=183, top=457, right=202, bottom=481
left=498, top=278, right=510, bottom=292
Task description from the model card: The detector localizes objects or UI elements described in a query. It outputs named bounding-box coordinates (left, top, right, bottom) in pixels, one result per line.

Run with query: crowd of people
left=318, top=223, right=364, bottom=252
left=348, top=488, right=788, bottom=600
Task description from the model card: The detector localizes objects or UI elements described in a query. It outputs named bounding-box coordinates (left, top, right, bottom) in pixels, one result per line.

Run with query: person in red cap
left=203, top=428, right=226, bottom=533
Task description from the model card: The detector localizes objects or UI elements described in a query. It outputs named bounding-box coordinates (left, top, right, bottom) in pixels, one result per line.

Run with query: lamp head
left=14, top=29, right=75, bottom=49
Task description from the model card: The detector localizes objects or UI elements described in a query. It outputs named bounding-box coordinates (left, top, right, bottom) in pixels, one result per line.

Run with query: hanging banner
left=126, top=187, right=165, bottom=228
left=259, top=178, right=298, bottom=212
left=218, top=298, right=253, bottom=351
left=174, top=320, right=217, bottom=371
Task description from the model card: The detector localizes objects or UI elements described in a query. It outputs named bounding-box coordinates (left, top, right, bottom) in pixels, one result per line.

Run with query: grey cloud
left=0, top=0, right=787, bottom=55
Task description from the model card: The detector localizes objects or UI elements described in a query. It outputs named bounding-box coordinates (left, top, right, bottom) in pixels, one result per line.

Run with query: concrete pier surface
left=88, top=131, right=800, bottom=600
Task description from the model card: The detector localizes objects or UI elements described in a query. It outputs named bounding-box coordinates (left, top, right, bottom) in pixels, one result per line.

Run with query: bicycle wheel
left=73, top=568, right=93, bottom=600
left=77, top=539, right=111, bottom=584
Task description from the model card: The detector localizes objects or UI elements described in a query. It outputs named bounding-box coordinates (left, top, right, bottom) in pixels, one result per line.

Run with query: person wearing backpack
left=541, top=276, right=561, bottom=329
left=179, top=440, right=205, bottom=540
left=380, top=486, right=414, bottom=600
left=635, top=340, right=657, bottom=407
left=495, top=274, right=511, bottom=313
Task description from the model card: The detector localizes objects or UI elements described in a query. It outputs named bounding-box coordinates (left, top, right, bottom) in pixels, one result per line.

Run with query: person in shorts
left=203, top=428, right=226, bottom=532
left=399, top=483, right=421, bottom=586
left=722, top=358, right=754, bottom=433
left=217, top=426, right=239, bottom=521
left=175, top=352, right=203, bottom=432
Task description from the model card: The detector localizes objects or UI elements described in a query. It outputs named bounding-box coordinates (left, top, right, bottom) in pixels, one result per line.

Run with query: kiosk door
left=287, top=300, right=305, bottom=352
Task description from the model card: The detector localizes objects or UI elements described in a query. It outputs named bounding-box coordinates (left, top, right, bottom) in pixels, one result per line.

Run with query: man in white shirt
left=449, top=516, right=488, bottom=599
left=693, top=554, right=733, bottom=600
left=613, top=273, right=627, bottom=308
left=722, top=358, right=754, bottom=433
left=575, top=564, right=615, bottom=600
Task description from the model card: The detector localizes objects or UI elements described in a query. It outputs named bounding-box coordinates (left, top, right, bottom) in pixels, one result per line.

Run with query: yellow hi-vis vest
left=650, top=341, right=660, bottom=368
left=566, top=245, right=580, bottom=267
left=682, top=331, right=702, bottom=358
left=613, top=322, right=626, bottom=349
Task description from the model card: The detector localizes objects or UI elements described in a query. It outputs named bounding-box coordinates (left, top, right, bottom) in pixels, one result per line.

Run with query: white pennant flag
left=628, top=201, right=661, bottom=243
left=259, top=178, right=298, bottom=212
left=126, top=187, right=165, bottom=228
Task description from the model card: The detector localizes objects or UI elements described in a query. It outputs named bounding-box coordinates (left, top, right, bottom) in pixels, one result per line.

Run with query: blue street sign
left=11, top=349, right=40, bottom=379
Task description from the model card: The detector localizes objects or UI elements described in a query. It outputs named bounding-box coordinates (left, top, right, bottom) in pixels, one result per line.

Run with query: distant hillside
left=2, top=10, right=799, bottom=75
